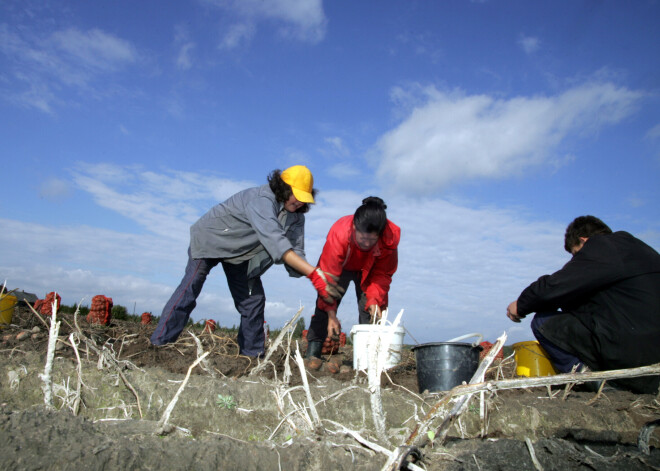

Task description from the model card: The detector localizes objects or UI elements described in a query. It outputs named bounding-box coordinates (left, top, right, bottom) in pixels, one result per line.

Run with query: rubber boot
left=306, top=341, right=323, bottom=359
left=305, top=341, right=323, bottom=370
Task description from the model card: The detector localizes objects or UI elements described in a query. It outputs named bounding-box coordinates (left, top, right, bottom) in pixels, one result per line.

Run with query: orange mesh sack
left=141, top=312, right=152, bottom=325
left=35, top=292, right=61, bottom=316
left=204, top=319, right=217, bottom=333
left=86, top=295, right=113, bottom=325
left=479, top=341, right=504, bottom=361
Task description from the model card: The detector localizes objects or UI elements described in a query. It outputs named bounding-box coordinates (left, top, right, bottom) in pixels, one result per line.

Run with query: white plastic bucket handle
left=445, top=332, right=483, bottom=347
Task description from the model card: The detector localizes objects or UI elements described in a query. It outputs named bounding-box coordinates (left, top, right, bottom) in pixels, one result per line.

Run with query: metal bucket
left=412, top=341, right=482, bottom=393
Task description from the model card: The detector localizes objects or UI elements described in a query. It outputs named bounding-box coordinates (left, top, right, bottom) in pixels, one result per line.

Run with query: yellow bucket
left=512, top=340, right=558, bottom=377
left=0, top=294, right=17, bottom=329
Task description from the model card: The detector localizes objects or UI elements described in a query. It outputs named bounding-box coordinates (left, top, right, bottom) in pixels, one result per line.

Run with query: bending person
left=306, top=196, right=401, bottom=361
left=151, top=165, right=341, bottom=357
left=506, top=215, right=660, bottom=393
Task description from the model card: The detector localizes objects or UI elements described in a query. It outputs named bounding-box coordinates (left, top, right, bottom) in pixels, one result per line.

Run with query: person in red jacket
left=306, top=196, right=401, bottom=361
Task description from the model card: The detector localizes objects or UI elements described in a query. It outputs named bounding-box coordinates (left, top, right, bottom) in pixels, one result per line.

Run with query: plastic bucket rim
left=349, top=324, right=405, bottom=333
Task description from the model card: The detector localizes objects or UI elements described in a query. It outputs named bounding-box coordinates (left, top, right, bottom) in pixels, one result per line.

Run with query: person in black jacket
left=506, top=215, right=660, bottom=393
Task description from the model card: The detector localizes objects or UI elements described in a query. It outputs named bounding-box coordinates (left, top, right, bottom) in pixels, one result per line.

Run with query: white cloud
left=646, top=123, right=660, bottom=140
left=51, top=28, right=137, bottom=71
left=38, top=177, right=71, bottom=201
left=0, top=23, right=138, bottom=111
left=518, top=34, right=540, bottom=54
left=174, top=25, right=196, bottom=70
left=71, top=163, right=254, bottom=239
left=627, top=196, right=645, bottom=208
left=324, top=136, right=349, bottom=157
left=220, top=22, right=256, bottom=50
left=205, top=0, right=327, bottom=46
left=327, top=163, right=361, bottom=179
left=375, top=82, right=642, bottom=194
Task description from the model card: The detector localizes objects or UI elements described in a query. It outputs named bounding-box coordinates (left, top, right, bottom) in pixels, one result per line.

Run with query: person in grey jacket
left=150, top=165, right=341, bottom=356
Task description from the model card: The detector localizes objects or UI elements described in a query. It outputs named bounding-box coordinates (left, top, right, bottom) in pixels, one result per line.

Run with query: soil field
left=1, top=304, right=660, bottom=470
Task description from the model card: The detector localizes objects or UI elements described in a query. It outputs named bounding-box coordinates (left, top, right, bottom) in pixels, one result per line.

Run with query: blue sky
left=1, top=0, right=659, bottom=345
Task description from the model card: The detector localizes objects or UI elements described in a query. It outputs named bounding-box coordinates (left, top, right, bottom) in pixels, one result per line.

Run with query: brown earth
left=1, top=304, right=660, bottom=470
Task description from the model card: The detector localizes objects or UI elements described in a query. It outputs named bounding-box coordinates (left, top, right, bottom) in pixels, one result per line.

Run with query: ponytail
left=353, top=196, right=387, bottom=235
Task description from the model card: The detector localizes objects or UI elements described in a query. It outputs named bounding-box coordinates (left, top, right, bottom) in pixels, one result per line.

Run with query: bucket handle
left=445, top=332, right=483, bottom=347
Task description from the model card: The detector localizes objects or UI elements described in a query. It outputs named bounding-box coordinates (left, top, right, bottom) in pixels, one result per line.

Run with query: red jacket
left=316, top=215, right=400, bottom=312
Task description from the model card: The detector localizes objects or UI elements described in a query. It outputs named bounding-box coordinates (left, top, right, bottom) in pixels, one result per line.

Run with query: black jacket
left=517, top=231, right=660, bottom=392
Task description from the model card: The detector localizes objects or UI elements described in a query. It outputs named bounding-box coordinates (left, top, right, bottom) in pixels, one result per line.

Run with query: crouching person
left=506, top=215, right=660, bottom=393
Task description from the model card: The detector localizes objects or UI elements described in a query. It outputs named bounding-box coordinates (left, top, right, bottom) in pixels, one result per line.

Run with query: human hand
left=327, top=312, right=341, bottom=337
left=367, top=305, right=381, bottom=323
left=506, top=300, right=523, bottom=323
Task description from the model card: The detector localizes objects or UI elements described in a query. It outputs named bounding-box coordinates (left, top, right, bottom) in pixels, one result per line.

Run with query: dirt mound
left=1, top=305, right=659, bottom=470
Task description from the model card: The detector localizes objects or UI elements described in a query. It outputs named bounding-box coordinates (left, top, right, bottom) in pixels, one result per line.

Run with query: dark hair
left=564, top=215, right=612, bottom=253
left=353, top=196, right=388, bottom=235
left=267, top=169, right=317, bottom=213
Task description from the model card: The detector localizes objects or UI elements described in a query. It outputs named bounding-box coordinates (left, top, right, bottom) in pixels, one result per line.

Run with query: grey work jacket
left=190, top=184, right=306, bottom=279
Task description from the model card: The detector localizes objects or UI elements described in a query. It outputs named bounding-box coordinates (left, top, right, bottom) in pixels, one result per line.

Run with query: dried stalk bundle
left=250, top=307, right=304, bottom=377
left=293, top=343, right=321, bottom=430
left=38, top=294, right=61, bottom=409
left=155, top=351, right=210, bottom=435
left=440, top=362, right=660, bottom=398
left=188, top=331, right=216, bottom=377
left=68, top=332, right=84, bottom=415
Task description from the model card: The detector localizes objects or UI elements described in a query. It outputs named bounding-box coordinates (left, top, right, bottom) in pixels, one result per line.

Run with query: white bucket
left=350, top=323, right=405, bottom=371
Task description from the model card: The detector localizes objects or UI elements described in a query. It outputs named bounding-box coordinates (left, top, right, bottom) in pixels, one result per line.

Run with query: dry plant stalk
left=367, top=309, right=404, bottom=443
left=155, top=351, right=210, bottom=435
left=188, top=331, right=216, bottom=377
left=293, top=343, right=321, bottom=429
left=25, top=300, right=50, bottom=330
left=368, top=333, right=387, bottom=442
left=116, top=367, right=144, bottom=419
left=525, top=437, right=544, bottom=471
left=439, top=362, right=660, bottom=397
left=38, top=293, right=61, bottom=409
left=68, top=333, right=84, bottom=415
left=250, top=306, right=303, bottom=377
left=68, top=302, right=145, bottom=418
left=324, top=420, right=425, bottom=471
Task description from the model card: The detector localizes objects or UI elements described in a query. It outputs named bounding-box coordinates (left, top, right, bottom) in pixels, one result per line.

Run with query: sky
left=1, top=0, right=659, bottom=346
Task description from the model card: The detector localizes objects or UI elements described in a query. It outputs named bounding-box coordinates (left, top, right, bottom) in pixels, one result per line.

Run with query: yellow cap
left=281, top=165, right=314, bottom=203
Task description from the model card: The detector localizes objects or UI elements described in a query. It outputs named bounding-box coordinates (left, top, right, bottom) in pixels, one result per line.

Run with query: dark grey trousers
left=150, top=247, right=266, bottom=356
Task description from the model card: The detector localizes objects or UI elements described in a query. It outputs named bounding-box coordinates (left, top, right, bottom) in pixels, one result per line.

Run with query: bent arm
left=282, top=249, right=315, bottom=277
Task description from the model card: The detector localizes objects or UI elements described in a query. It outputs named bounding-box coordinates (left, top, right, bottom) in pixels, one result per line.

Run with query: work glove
left=307, top=268, right=344, bottom=304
